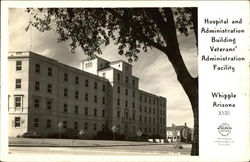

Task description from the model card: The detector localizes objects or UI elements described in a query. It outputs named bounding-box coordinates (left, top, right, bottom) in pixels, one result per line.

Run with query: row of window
left=33, top=81, right=106, bottom=94
left=117, top=86, right=136, bottom=97
left=116, top=73, right=137, bottom=87
left=32, top=118, right=105, bottom=131
left=16, top=61, right=106, bottom=90
left=15, top=79, right=106, bottom=103
left=138, top=96, right=166, bottom=107
left=14, top=116, right=164, bottom=134
left=63, top=104, right=105, bottom=117
left=33, top=98, right=106, bottom=116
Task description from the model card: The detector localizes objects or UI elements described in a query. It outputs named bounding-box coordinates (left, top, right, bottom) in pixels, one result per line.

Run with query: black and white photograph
left=7, top=6, right=198, bottom=157
left=1, top=1, right=249, bottom=162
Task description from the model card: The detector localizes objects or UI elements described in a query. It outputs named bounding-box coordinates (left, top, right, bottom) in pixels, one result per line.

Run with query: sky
left=8, top=8, right=198, bottom=128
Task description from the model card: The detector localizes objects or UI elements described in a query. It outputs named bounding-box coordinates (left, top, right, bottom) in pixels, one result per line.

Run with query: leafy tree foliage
left=26, top=8, right=198, bottom=155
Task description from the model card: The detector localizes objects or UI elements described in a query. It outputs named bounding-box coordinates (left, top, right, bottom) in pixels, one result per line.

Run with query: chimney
left=172, top=124, right=175, bottom=127
left=185, top=123, right=187, bottom=126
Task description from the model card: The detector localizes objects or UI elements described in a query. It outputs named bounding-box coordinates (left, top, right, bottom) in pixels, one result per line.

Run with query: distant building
left=166, top=123, right=192, bottom=142
left=8, top=51, right=167, bottom=139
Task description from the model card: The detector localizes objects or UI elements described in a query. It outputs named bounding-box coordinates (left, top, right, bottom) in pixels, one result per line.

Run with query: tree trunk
left=167, top=49, right=199, bottom=156
left=147, top=8, right=199, bottom=155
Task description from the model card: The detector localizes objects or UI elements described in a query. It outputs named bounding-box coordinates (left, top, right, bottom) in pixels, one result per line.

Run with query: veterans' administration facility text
left=8, top=51, right=166, bottom=139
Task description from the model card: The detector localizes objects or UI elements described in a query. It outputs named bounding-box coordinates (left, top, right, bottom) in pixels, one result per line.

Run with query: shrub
left=173, top=142, right=183, bottom=149
left=93, top=131, right=125, bottom=140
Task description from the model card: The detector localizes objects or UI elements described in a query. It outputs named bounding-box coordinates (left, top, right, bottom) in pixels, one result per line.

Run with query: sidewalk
left=9, top=137, right=173, bottom=147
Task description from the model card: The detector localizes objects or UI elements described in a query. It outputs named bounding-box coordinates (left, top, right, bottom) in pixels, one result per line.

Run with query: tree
left=26, top=8, right=198, bottom=155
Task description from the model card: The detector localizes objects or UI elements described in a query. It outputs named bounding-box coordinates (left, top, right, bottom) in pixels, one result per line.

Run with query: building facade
left=8, top=51, right=167, bottom=139
left=166, top=123, right=192, bottom=143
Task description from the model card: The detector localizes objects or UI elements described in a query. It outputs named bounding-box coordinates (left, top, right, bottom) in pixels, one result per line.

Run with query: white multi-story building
left=8, top=51, right=167, bottom=139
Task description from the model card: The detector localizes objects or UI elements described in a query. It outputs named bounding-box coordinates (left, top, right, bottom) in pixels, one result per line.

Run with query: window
left=35, top=81, right=40, bottom=91
left=132, top=79, right=135, bottom=86
left=47, top=100, right=52, bottom=110
left=102, top=84, right=106, bottom=92
left=64, top=104, right=67, bottom=112
left=149, top=98, right=151, bottom=104
left=94, top=95, right=97, bottom=103
left=74, top=122, right=78, bottom=130
left=132, top=91, right=135, bottom=97
left=94, top=109, right=97, bottom=116
left=117, top=98, right=120, bottom=106
left=140, top=95, right=142, bottom=101
left=139, top=105, right=142, bottom=112
left=85, top=79, right=88, bottom=87
left=125, top=101, right=128, bottom=107
left=102, top=110, right=105, bottom=117
left=132, top=102, right=135, bottom=109
left=117, top=86, right=120, bottom=93
left=64, top=88, right=68, bottom=97
left=117, top=111, right=120, bottom=118
left=34, top=118, right=39, bottom=128
left=47, top=84, right=52, bottom=93
left=85, top=93, right=88, bottom=101
left=144, top=96, right=147, bottom=102
left=85, top=62, right=92, bottom=68
left=125, top=89, right=128, bottom=95
left=144, top=128, right=147, bottom=133
left=94, top=82, right=97, bottom=90
left=75, top=91, right=79, bottom=99
left=144, top=107, right=147, bottom=112
left=15, top=79, right=21, bottom=89
left=93, top=123, right=97, bottom=131
left=47, top=119, right=51, bottom=128
left=102, top=124, right=105, bottom=131
left=75, top=76, right=79, bottom=84
left=149, top=117, right=151, bottom=123
left=139, top=115, right=142, bottom=122
left=35, top=64, right=40, bottom=73
left=125, top=76, right=128, bottom=83
left=85, top=107, right=88, bottom=115
left=124, top=112, right=128, bottom=119
left=84, top=122, right=88, bottom=130
left=63, top=121, right=67, bottom=128
left=64, top=73, right=68, bottom=82
left=144, top=116, right=147, bottom=123
left=153, top=100, right=156, bottom=105
left=75, top=105, right=78, bottom=114
left=14, top=117, right=21, bottom=127
left=34, top=99, right=40, bottom=108
left=102, top=97, right=105, bottom=104
left=132, top=113, right=135, bottom=120
left=117, top=73, right=120, bottom=81
left=153, top=118, right=155, bottom=123
left=48, top=68, right=52, bottom=76
left=153, top=108, right=155, bottom=114
left=149, top=107, right=151, bottom=114
left=16, top=61, right=22, bottom=71
left=15, top=97, right=21, bottom=108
